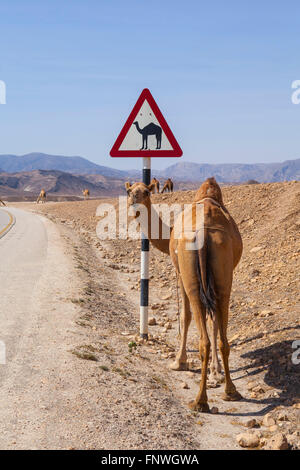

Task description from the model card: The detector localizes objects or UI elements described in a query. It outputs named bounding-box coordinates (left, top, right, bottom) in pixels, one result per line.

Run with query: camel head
left=126, top=182, right=152, bottom=207
left=193, top=177, right=223, bottom=205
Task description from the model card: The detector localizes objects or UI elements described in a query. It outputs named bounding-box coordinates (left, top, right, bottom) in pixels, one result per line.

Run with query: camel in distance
left=161, top=178, right=174, bottom=193
left=150, top=177, right=160, bottom=194
left=36, top=189, right=46, bottom=204
left=82, top=189, right=90, bottom=200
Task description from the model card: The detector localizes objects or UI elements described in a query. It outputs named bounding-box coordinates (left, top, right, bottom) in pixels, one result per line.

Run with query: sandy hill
left=0, top=169, right=126, bottom=200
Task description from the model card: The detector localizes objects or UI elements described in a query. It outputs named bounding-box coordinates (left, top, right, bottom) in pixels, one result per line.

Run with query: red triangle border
left=110, top=89, right=183, bottom=158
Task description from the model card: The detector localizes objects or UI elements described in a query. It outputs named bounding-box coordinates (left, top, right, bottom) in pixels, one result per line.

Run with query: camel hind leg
left=188, top=293, right=210, bottom=412
left=178, top=246, right=210, bottom=412
left=216, top=296, right=242, bottom=401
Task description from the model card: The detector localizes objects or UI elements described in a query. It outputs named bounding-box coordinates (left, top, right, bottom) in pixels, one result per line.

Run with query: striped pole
left=140, top=156, right=151, bottom=339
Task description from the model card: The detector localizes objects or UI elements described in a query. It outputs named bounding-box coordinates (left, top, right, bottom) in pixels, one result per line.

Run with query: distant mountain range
left=155, top=159, right=300, bottom=183
left=0, top=152, right=299, bottom=183
left=0, top=153, right=125, bottom=178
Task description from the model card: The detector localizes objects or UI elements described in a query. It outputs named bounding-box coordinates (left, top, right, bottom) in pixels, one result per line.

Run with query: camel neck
left=139, top=199, right=170, bottom=255
left=134, top=122, right=142, bottom=133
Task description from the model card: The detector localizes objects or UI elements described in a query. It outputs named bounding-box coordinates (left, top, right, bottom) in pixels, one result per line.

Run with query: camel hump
left=145, top=122, right=161, bottom=132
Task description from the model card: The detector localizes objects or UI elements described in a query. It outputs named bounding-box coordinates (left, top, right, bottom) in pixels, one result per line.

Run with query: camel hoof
left=188, top=400, right=210, bottom=413
left=222, top=390, right=243, bottom=401
left=169, top=360, right=188, bottom=371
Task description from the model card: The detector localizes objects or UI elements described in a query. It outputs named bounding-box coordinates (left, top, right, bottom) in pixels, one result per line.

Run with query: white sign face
left=119, top=100, right=173, bottom=151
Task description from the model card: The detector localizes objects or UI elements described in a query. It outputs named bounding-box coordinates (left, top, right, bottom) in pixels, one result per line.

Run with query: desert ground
left=2, top=180, right=299, bottom=450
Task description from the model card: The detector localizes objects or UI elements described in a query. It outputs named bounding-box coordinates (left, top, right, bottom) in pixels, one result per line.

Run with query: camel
left=82, top=189, right=90, bottom=200
left=126, top=178, right=243, bottom=412
left=150, top=178, right=160, bottom=194
left=161, top=178, right=174, bottom=193
left=36, top=189, right=46, bottom=204
left=0, top=198, right=5, bottom=206
left=133, top=121, right=162, bottom=150
left=126, top=180, right=220, bottom=379
left=125, top=182, right=131, bottom=194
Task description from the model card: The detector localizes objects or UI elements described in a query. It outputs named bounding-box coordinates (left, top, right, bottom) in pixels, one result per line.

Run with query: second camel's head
left=193, top=177, right=224, bottom=205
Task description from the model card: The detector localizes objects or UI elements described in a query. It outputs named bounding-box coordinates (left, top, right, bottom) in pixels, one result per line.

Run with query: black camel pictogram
left=133, top=121, right=162, bottom=150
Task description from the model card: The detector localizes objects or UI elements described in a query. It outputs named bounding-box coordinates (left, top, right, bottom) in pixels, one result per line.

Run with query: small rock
left=247, top=381, right=258, bottom=391
left=245, top=419, right=259, bottom=429
left=250, top=246, right=263, bottom=253
left=236, top=432, right=260, bottom=448
left=264, top=433, right=289, bottom=450
left=181, top=382, right=189, bottom=389
left=211, top=407, right=219, bottom=414
left=262, top=415, right=276, bottom=427
left=161, top=293, right=172, bottom=300
left=260, top=309, right=273, bottom=317
left=277, top=412, right=289, bottom=422
left=148, top=317, right=157, bottom=326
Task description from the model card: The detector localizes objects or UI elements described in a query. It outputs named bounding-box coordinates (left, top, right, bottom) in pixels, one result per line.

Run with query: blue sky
left=0, top=0, right=299, bottom=171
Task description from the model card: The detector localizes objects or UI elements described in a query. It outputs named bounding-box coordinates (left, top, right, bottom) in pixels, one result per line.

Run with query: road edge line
left=0, top=210, right=16, bottom=239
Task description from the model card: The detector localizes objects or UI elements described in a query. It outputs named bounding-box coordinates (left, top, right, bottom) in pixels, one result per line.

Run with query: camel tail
left=196, top=230, right=216, bottom=318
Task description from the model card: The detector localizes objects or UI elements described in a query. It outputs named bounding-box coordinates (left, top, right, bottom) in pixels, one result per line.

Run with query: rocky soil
left=12, top=180, right=300, bottom=450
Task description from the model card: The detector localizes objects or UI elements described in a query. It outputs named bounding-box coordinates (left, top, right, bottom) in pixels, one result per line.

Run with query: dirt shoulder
left=11, top=181, right=300, bottom=450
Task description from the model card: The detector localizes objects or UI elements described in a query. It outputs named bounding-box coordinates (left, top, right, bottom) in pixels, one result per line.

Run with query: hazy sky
left=0, top=0, right=300, bottom=171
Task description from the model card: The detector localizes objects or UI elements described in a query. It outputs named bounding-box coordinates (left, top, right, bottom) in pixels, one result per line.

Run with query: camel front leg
left=170, top=276, right=192, bottom=371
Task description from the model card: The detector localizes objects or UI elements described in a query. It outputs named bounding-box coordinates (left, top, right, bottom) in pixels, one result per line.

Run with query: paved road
left=0, top=207, right=86, bottom=449
left=0, top=208, right=47, bottom=368
left=0, top=208, right=48, bottom=447
left=0, top=208, right=14, bottom=238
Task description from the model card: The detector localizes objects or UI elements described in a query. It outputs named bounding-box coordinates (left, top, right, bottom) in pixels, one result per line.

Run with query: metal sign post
left=140, top=157, right=151, bottom=339
left=110, top=89, right=182, bottom=339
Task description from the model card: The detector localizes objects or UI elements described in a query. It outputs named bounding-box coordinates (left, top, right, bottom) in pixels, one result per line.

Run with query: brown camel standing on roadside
left=36, top=189, right=46, bottom=204
left=128, top=178, right=242, bottom=402
left=150, top=178, right=160, bottom=194
left=126, top=178, right=243, bottom=411
left=0, top=198, right=6, bottom=206
left=170, top=177, right=243, bottom=411
left=82, top=189, right=90, bottom=200
left=161, top=178, right=173, bottom=193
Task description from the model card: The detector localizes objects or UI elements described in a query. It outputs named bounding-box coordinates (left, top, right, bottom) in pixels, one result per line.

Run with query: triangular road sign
left=110, top=88, right=182, bottom=157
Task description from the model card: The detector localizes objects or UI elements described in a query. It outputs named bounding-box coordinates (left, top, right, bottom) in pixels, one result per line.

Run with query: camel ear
left=125, top=182, right=132, bottom=194
left=147, top=183, right=154, bottom=193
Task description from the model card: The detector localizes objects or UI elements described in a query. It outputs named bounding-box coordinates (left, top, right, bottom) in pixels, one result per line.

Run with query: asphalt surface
left=0, top=208, right=13, bottom=238
left=0, top=208, right=47, bottom=369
